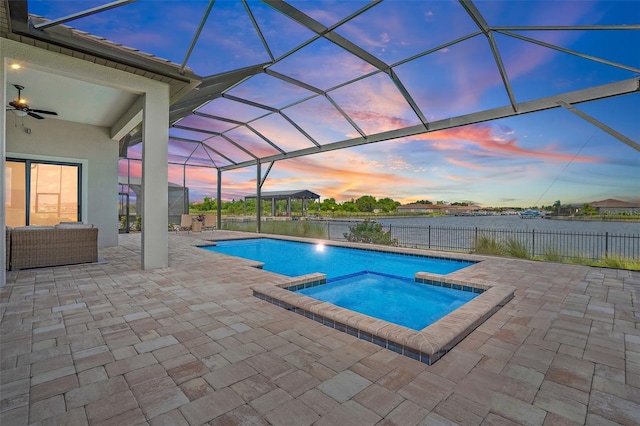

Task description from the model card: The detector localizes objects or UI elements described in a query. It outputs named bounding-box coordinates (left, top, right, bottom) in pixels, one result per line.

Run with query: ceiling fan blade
left=27, top=112, right=45, bottom=120
left=30, top=109, right=58, bottom=115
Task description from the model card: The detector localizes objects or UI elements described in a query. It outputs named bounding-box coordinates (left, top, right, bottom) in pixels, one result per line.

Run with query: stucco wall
left=6, top=114, right=118, bottom=247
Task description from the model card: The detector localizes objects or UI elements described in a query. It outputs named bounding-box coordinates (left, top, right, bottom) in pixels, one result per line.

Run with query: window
left=5, top=159, right=81, bottom=227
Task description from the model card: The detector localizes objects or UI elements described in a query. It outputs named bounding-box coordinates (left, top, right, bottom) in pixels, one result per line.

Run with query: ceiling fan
left=7, top=84, right=58, bottom=120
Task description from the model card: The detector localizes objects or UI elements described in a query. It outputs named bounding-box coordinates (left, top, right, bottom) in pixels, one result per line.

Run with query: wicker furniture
left=9, top=226, right=98, bottom=270
left=5, top=227, right=10, bottom=271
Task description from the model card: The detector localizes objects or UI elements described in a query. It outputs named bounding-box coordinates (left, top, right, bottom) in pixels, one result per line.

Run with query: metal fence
left=221, top=219, right=640, bottom=261
left=384, top=225, right=639, bottom=261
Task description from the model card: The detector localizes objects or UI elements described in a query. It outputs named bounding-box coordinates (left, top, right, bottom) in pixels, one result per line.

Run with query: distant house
left=398, top=204, right=480, bottom=215
left=588, top=199, right=640, bottom=215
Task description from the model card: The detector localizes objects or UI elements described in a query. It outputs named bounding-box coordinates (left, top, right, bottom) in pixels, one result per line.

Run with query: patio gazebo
left=244, top=189, right=320, bottom=218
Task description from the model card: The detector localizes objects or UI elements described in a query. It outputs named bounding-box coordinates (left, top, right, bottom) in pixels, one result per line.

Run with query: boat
left=519, top=210, right=541, bottom=219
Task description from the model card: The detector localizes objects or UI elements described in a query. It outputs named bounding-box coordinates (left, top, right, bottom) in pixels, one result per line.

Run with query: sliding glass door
left=5, top=161, right=27, bottom=227
left=5, top=159, right=81, bottom=227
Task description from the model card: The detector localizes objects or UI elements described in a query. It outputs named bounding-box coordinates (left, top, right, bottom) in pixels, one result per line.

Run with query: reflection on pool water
left=202, top=238, right=474, bottom=279
left=297, top=271, right=478, bottom=330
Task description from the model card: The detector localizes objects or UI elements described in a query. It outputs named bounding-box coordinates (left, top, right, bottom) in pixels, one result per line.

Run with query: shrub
left=505, top=238, right=530, bottom=259
left=597, top=256, right=640, bottom=271
left=473, top=234, right=505, bottom=255
left=343, top=220, right=397, bottom=246
left=541, top=247, right=564, bottom=262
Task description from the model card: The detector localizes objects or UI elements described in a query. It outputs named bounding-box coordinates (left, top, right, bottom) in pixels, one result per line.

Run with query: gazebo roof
left=244, top=190, right=320, bottom=200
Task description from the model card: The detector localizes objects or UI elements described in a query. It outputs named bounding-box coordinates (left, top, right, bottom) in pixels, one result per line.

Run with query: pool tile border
left=251, top=272, right=514, bottom=365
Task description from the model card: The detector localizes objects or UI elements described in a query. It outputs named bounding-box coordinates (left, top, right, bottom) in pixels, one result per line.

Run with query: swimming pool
left=207, top=237, right=513, bottom=364
left=298, top=271, right=478, bottom=330
left=202, top=238, right=474, bottom=279
left=252, top=271, right=515, bottom=365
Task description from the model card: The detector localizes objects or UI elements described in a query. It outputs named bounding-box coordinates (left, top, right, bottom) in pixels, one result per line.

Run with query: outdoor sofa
left=7, top=223, right=98, bottom=270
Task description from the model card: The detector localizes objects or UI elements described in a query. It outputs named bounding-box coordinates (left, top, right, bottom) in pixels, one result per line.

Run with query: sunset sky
left=32, top=0, right=639, bottom=207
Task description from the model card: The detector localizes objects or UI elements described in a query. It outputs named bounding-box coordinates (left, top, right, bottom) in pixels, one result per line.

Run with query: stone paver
left=315, top=400, right=381, bottom=426
left=353, top=383, right=404, bottom=417
left=1, top=231, right=638, bottom=425
left=490, top=392, right=547, bottom=426
left=249, top=388, right=293, bottom=416
left=317, top=370, right=371, bottom=403
left=179, top=388, right=244, bottom=424
left=263, top=398, right=320, bottom=426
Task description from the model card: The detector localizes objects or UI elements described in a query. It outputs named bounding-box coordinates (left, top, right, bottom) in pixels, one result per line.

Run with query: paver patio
left=1, top=231, right=638, bottom=425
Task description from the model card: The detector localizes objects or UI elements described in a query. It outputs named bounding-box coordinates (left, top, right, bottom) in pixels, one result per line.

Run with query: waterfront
left=377, top=215, right=640, bottom=234
left=307, top=216, right=639, bottom=260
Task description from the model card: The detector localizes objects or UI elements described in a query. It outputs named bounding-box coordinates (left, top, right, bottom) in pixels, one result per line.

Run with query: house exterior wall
left=596, top=207, right=640, bottom=215
left=2, top=37, right=172, bottom=282
left=6, top=115, right=118, bottom=247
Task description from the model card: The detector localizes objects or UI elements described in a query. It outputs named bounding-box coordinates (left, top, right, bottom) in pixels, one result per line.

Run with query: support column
left=183, top=164, right=187, bottom=213
left=141, top=89, right=169, bottom=269
left=217, top=169, right=222, bottom=230
left=1, top=61, right=6, bottom=287
left=256, top=162, right=261, bottom=233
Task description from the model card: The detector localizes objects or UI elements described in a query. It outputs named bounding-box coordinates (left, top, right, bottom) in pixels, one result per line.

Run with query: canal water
left=309, top=216, right=639, bottom=259
left=377, top=215, right=639, bottom=234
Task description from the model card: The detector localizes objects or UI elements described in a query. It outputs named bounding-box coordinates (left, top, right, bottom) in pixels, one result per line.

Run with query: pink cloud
left=442, top=174, right=469, bottom=182
left=414, top=124, right=603, bottom=163
left=445, top=157, right=491, bottom=171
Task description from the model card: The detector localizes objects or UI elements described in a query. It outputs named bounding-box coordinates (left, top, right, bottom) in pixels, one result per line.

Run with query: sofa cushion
left=55, top=223, right=94, bottom=229
left=13, top=226, right=55, bottom=231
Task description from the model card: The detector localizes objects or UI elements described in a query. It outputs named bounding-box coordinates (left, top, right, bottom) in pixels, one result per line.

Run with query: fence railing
left=385, top=225, right=639, bottom=261
left=221, top=219, right=640, bottom=262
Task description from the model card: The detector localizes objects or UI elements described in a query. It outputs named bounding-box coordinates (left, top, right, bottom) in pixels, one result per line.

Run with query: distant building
left=398, top=203, right=480, bottom=215
left=588, top=199, right=640, bottom=215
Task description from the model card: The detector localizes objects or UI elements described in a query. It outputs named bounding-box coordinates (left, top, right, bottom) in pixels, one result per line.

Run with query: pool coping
left=251, top=272, right=515, bottom=365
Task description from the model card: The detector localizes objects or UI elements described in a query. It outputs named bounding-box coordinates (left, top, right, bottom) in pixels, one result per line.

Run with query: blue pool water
left=203, top=238, right=473, bottom=279
left=298, top=272, right=478, bottom=330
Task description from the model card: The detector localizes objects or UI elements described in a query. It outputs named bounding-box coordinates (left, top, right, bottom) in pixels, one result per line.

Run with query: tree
left=226, top=199, right=247, bottom=215
left=377, top=197, right=400, bottom=212
left=553, top=200, right=562, bottom=216
left=190, top=196, right=216, bottom=211
left=355, top=195, right=377, bottom=212
left=580, top=203, right=598, bottom=216
left=320, top=198, right=338, bottom=212
left=342, top=201, right=358, bottom=212
left=343, top=220, right=397, bottom=246
left=415, top=200, right=433, bottom=204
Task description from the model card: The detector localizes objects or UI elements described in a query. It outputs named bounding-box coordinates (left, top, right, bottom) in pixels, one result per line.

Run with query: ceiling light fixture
left=9, top=63, right=21, bottom=70
left=12, top=110, right=27, bottom=117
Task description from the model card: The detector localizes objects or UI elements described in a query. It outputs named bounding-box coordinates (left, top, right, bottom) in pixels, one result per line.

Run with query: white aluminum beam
left=218, top=78, right=640, bottom=171
left=33, top=0, right=135, bottom=30
left=558, top=101, right=640, bottom=152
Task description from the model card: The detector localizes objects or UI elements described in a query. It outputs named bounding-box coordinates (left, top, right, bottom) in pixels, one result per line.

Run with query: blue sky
left=32, top=0, right=640, bottom=207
